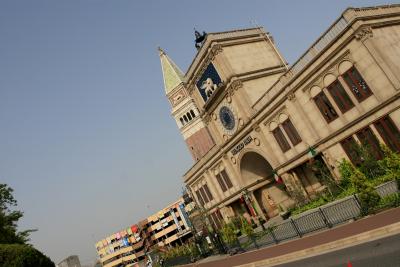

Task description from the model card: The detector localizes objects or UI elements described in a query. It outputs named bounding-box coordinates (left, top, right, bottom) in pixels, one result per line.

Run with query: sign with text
left=231, top=136, right=253, bottom=156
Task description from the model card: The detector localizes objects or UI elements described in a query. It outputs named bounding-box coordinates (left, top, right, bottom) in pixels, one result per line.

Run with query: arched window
left=183, top=115, right=188, bottom=122
left=180, top=118, right=184, bottom=125
left=190, top=110, right=196, bottom=118
left=187, top=112, right=192, bottom=120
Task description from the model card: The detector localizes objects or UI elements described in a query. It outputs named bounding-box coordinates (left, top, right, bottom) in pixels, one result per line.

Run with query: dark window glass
left=374, top=116, right=400, bottom=152
left=340, top=136, right=361, bottom=165
left=210, top=210, right=223, bottom=228
left=356, top=127, right=383, bottom=159
left=195, top=190, right=204, bottom=206
left=216, top=210, right=224, bottom=222
left=342, top=67, right=372, bottom=102
left=203, top=184, right=213, bottom=201
left=282, top=119, right=302, bottom=146
left=199, top=187, right=209, bottom=204
left=190, top=110, right=195, bottom=118
left=221, top=170, right=233, bottom=189
left=327, top=81, right=354, bottom=113
left=272, top=127, right=291, bottom=152
left=314, top=91, right=338, bottom=123
left=216, top=174, right=227, bottom=192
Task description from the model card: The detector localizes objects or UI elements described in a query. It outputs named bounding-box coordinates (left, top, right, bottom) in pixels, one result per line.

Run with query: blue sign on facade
left=196, top=63, right=222, bottom=102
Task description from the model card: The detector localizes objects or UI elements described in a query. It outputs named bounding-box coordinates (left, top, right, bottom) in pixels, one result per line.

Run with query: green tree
left=240, top=217, right=259, bottom=248
left=0, top=184, right=54, bottom=267
left=379, top=145, right=400, bottom=186
left=0, top=184, right=35, bottom=244
left=0, top=244, right=54, bottom=267
left=220, top=222, right=238, bottom=247
left=351, top=169, right=381, bottom=215
left=351, top=143, right=385, bottom=180
left=338, top=159, right=354, bottom=188
left=307, top=158, right=341, bottom=196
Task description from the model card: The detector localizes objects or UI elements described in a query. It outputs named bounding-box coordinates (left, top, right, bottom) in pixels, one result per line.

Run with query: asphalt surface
left=275, top=232, right=400, bottom=267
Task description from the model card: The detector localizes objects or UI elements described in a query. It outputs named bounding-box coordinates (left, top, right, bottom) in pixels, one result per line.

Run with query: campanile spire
left=158, top=47, right=185, bottom=95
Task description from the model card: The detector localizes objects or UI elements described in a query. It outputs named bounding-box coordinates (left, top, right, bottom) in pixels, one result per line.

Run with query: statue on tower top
left=194, top=28, right=207, bottom=50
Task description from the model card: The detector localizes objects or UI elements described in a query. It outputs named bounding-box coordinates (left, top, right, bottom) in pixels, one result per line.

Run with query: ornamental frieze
left=355, top=26, right=373, bottom=41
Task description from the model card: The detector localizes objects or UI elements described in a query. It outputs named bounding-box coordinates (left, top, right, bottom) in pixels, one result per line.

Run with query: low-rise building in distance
left=95, top=198, right=192, bottom=267
left=57, top=255, right=81, bottom=267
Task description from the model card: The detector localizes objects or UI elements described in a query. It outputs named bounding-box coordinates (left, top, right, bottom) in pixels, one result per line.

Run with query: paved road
left=275, top=233, right=400, bottom=267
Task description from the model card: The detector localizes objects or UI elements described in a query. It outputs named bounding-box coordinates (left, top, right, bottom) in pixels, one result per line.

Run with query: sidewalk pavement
left=185, top=207, right=400, bottom=267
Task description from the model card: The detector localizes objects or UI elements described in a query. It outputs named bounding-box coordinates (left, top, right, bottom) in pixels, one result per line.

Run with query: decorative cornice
left=355, top=26, right=373, bottom=41
left=287, top=92, right=296, bottom=102
left=226, top=79, right=243, bottom=98
left=209, top=44, right=223, bottom=61
left=231, top=79, right=243, bottom=90
left=203, top=112, right=212, bottom=124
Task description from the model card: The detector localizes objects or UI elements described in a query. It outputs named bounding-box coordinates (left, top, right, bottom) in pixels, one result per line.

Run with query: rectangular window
left=327, top=80, right=354, bottom=113
left=282, top=119, right=302, bottom=146
left=210, top=210, right=224, bottom=228
left=374, top=116, right=400, bottom=152
left=195, top=190, right=204, bottom=206
left=340, top=136, right=361, bottom=165
left=272, top=127, right=291, bottom=152
left=314, top=91, right=339, bottom=123
left=203, top=184, right=213, bottom=202
left=198, top=188, right=208, bottom=204
left=221, top=170, right=233, bottom=189
left=342, top=67, right=372, bottom=102
left=216, top=174, right=227, bottom=192
left=209, top=213, right=217, bottom=229
left=356, top=127, right=383, bottom=159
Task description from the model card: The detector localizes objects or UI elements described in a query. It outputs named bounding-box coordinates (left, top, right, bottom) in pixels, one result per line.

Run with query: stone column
left=248, top=190, right=267, bottom=221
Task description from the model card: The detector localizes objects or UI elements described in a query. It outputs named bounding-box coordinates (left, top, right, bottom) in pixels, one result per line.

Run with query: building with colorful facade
left=95, top=198, right=192, bottom=267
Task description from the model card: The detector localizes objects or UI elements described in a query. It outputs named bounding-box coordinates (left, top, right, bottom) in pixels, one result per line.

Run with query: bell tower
left=159, top=48, right=215, bottom=161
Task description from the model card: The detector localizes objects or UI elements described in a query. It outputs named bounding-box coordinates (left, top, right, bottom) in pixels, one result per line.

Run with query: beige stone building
left=159, top=4, right=400, bottom=228
left=95, top=199, right=192, bottom=267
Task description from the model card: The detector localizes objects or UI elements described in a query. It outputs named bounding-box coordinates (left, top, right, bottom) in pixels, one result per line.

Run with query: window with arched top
left=269, top=114, right=302, bottom=152
left=183, top=115, right=188, bottom=122
left=190, top=110, right=195, bottom=118
left=342, top=66, right=372, bottom=102
left=187, top=112, right=192, bottom=120
left=180, top=118, right=184, bottom=125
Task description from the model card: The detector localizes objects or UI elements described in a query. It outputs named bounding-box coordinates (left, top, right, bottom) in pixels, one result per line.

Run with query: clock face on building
left=219, top=105, right=237, bottom=135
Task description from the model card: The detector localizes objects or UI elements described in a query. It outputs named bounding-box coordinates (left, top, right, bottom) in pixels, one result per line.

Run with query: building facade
left=95, top=199, right=192, bottom=267
left=57, top=255, right=81, bottom=267
left=160, top=4, right=400, bottom=228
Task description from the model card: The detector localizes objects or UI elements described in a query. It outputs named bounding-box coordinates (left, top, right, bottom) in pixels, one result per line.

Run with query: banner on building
left=170, top=208, right=182, bottom=232
left=178, top=203, right=192, bottom=228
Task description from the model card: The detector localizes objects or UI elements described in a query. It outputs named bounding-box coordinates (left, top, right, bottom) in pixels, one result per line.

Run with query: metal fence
left=376, top=180, right=399, bottom=197
left=237, top=181, right=399, bottom=251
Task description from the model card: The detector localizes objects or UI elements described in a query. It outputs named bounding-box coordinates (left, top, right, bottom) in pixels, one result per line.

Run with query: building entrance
left=240, top=152, right=293, bottom=220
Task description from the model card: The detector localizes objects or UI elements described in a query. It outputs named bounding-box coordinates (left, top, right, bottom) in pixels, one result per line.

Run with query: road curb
left=236, top=221, right=400, bottom=267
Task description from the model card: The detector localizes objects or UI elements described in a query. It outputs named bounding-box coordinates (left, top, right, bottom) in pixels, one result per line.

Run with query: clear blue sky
left=0, top=0, right=391, bottom=265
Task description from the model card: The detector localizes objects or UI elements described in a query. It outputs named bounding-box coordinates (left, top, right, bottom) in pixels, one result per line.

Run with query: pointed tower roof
left=159, top=47, right=185, bottom=94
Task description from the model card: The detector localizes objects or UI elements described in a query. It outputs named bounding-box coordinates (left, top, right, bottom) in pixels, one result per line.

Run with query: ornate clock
left=218, top=104, right=237, bottom=135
